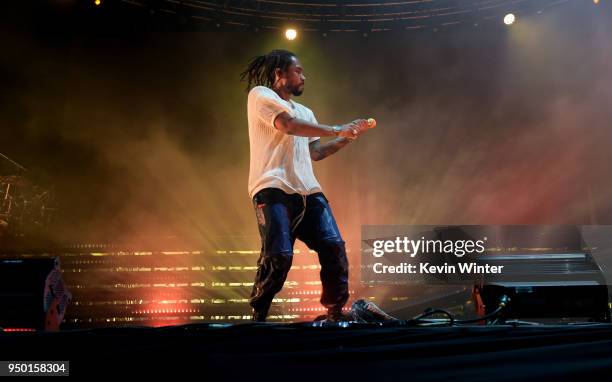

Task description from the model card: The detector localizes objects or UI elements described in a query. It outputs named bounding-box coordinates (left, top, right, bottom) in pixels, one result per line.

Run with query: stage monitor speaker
left=473, top=253, right=610, bottom=323
left=0, top=257, right=72, bottom=331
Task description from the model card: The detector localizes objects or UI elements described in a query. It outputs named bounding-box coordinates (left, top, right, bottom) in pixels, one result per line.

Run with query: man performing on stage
left=240, top=49, right=373, bottom=322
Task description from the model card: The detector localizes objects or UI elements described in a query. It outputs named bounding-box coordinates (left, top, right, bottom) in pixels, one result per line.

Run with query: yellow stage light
left=285, top=28, right=297, bottom=40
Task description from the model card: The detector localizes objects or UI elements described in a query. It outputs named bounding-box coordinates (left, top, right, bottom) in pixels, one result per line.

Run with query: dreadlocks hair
left=240, top=49, right=297, bottom=92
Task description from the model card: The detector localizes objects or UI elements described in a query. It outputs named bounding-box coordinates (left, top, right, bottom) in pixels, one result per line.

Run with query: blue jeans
left=250, top=188, right=349, bottom=319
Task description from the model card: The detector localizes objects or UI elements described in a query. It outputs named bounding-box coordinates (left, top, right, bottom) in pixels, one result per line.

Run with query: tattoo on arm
left=310, top=138, right=352, bottom=161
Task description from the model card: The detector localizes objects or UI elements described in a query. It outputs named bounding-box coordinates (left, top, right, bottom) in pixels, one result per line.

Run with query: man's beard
left=291, top=85, right=304, bottom=96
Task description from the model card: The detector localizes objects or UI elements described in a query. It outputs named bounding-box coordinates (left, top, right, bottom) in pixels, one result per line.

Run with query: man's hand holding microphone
left=334, top=118, right=377, bottom=141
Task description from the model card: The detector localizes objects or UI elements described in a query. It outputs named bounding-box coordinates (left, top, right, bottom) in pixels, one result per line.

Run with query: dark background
left=1, top=0, right=611, bottom=251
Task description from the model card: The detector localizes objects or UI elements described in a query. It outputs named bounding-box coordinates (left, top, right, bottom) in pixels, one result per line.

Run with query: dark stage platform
left=3, top=322, right=612, bottom=380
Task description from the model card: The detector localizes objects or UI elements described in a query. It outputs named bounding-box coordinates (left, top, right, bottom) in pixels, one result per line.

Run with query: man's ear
left=274, top=67, right=284, bottom=83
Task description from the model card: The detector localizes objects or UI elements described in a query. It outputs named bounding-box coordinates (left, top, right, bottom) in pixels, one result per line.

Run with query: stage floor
left=2, top=322, right=612, bottom=379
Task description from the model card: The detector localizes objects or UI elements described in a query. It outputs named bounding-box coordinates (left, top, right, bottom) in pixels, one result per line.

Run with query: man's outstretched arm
left=274, top=112, right=368, bottom=139
left=273, top=111, right=369, bottom=161
left=309, top=138, right=354, bottom=161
